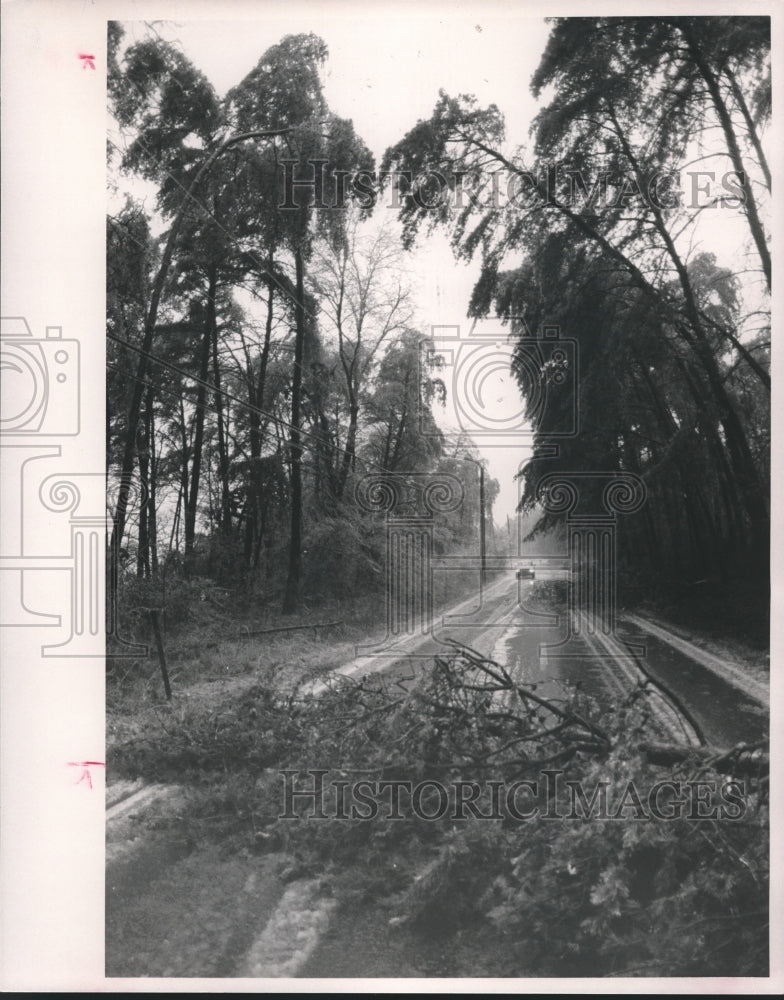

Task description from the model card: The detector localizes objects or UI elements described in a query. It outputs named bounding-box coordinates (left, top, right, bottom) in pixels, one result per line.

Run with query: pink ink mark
left=78, top=53, right=96, bottom=70
left=67, top=760, right=105, bottom=789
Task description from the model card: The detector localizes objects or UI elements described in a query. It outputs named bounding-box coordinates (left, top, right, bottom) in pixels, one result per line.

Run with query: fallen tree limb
left=196, top=618, right=346, bottom=649
left=239, top=618, right=344, bottom=638
left=638, top=741, right=769, bottom=777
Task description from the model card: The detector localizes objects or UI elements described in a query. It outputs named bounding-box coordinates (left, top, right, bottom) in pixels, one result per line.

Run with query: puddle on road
left=490, top=622, right=621, bottom=707
left=489, top=618, right=766, bottom=748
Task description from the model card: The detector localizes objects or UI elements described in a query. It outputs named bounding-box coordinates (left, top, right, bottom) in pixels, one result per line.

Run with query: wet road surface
left=376, top=573, right=767, bottom=748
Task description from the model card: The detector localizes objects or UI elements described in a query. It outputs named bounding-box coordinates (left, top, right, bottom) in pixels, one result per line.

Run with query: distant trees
left=308, top=214, right=414, bottom=497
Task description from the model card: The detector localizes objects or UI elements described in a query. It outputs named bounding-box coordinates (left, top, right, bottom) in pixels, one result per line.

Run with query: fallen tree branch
left=638, top=741, right=769, bottom=777
left=195, top=618, right=346, bottom=649
left=239, top=618, right=344, bottom=638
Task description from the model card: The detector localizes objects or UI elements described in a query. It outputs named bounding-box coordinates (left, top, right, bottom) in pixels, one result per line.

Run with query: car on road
left=517, top=567, right=535, bottom=580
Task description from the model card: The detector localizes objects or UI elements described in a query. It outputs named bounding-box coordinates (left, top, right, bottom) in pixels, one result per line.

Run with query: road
left=329, top=570, right=767, bottom=748
left=106, top=570, right=768, bottom=979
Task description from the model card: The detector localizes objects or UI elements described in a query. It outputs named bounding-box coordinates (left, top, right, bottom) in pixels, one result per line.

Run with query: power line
left=107, top=360, right=249, bottom=455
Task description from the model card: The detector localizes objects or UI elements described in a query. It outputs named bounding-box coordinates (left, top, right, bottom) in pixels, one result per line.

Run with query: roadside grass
left=106, top=565, right=495, bottom=825
left=107, top=562, right=494, bottom=710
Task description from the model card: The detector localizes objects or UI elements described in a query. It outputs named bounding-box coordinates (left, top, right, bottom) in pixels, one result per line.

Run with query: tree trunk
left=211, top=308, right=232, bottom=535
left=338, top=400, right=359, bottom=497
left=723, top=66, right=771, bottom=192
left=136, top=409, right=150, bottom=579
left=111, top=126, right=293, bottom=554
left=282, top=248, right=306, bottom=614
left=389, top=368, right=411, bottom=470
left=184, top=264, right=218, bottom=559
left=146, top=384, right=159, bottom=575
left=680, top=22, right=771, bottom=290
left=173, top=396, right=190, bottom=555
left=247, top=279, right=275, bottom=567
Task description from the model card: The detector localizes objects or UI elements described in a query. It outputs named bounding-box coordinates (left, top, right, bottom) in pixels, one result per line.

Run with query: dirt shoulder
left=105, top=573, right=519, bottom=979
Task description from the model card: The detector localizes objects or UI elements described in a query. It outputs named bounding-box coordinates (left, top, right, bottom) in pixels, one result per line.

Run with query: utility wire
left=107, top=360, right=249, bottom=455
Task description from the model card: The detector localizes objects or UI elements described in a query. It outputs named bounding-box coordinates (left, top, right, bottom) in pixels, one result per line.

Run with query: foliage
left=381, top=15, right=770, bottom=595
left=267, top=648, right=768, bottom=977
left=108, top=25, right=488, bottom=617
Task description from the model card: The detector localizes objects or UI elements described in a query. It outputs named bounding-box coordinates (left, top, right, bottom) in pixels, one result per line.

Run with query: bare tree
left=309, top=212, right=415, bottom=496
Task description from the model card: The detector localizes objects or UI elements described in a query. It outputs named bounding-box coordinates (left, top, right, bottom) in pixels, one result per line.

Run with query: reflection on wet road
left=373, top=573, right=766, bottom=749
left=481, top=579, right=766, bottom=747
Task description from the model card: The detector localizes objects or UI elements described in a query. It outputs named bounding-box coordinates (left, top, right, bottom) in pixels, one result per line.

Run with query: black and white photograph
left=0, top=0, right=780, bottom=991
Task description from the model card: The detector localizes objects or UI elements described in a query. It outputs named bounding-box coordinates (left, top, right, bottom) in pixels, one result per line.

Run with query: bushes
left=302, top=512, right=382, bottom=603
left=476, top=745, right=768, bottom=976
left=110, top=569, right=232, bottom=643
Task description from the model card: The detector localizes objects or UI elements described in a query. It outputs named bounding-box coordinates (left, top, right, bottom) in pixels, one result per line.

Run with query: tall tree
left=108, top=29, right=292, bottom=556
left=309, top=213, right=414, bottom=497
left=226, top=34, right=374, bottom=613
left=362, top=330, right=445, bottom=474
